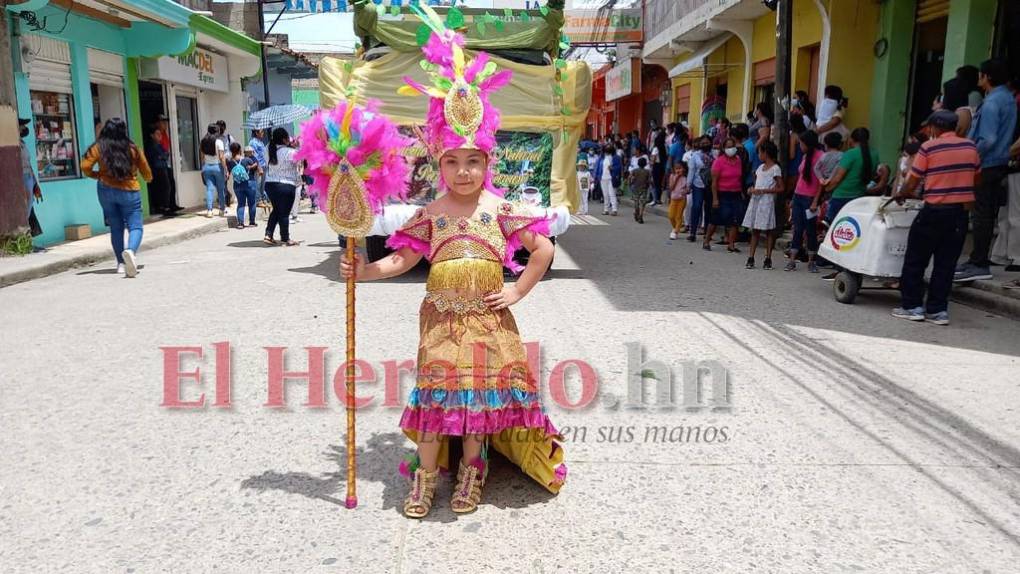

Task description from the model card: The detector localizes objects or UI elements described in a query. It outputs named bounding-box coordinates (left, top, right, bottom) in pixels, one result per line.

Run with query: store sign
left=144, top=49, right=229, bottom=93
left=606, top=58, right=640, bottom=102
left=564, top=8, right=642, bottom=44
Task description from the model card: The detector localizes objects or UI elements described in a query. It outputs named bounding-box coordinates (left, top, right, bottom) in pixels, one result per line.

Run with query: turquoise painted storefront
left=6, top=0, right=193, bottom=247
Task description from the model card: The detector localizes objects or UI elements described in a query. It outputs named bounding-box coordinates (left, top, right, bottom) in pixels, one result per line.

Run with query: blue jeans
left=790, top=194, right=819, bottom=255
left=825, top=196, right=854, bottom=226
left=687, top=185, right=706, bottom=237
left=235, top=181, right=258, bottom=225
left=97, top=184, right=143, bottom=263
left=201, top=163, right=226, bottom=211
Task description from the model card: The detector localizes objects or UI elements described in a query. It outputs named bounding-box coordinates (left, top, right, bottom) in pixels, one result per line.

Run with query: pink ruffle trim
left=400, top=404, right=560, bottom=438
left=386, top=230, right=430, bottom=256
left=503, top=216, right=552, bottom=273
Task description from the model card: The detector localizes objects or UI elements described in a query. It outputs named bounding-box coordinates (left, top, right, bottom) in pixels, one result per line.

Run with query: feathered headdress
left=295, top=100, right=414, bottom=236
left=398, top=3, right=512, bottom=162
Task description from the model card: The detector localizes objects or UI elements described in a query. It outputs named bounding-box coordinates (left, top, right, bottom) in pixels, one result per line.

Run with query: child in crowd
left=743, top=141, right=783, bottom=269
left=667, top=161, right=690, bottom=240
left=576, top=159, right=592, bottom=215
left=227, top=142, right=260, bottom=228
left=629, top=157, right=651, bottom=224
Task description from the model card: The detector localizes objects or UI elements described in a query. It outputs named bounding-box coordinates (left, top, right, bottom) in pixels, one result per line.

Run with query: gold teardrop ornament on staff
left=326, top=159, right=374, bottom=238
left=324, top=157, right=373, bottom=510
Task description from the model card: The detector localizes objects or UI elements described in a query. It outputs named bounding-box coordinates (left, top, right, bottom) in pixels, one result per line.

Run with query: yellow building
left=643, top=0, right=878, bottom=137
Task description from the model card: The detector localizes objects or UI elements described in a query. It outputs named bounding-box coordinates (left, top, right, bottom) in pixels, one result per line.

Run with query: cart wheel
left=833, top=271, right=861, bottom=304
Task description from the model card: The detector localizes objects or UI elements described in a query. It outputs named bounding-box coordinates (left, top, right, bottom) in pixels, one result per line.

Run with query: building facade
left=641, top=0, right=1017, bottom=166
left=5, top=1, right=262, bottom=247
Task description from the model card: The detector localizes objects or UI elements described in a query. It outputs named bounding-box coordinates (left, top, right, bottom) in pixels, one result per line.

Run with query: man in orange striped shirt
left=892, top=110, right=980, bottom=325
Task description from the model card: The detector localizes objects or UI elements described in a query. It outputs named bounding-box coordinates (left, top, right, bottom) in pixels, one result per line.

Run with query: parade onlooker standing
left=991, top=126, right=1020, bottom=271
left=686, top=136, right=713, bottom=242
left=893, top=111, right=980, bottom=325
left=650, top=130, right=668, bottom=206
left=200, top=124, right=227, bottom=217
left=786, top=130, right=822, bottom=273
left=81, top=118, right=153, bottom=278
left=216, top=120, right=235, bottom=207
left=629, top=157, right=651, bottom=224
left=596, top=144, right=621, bottom=216
left=667, top=161, right=690, bottom=240
left=264, top=127, right=300, bottom=246
left=823, top=127, right=878, bottom=226
left=144, top=128, right=175, bottom=217
left=20, top=119, right=43, bottom=239
left=744, top=141, right=783, bottom=270
left=816, top=85, right=849, bottom=139
left=248, top=129, right=269, bottom=202
left=706, top=137, right=744, bottom=253
left=227, top=143, right=260, bottom=228
left=576, top=159, right=592, bottom=215
left=955, top=59, right=1018, bottom=282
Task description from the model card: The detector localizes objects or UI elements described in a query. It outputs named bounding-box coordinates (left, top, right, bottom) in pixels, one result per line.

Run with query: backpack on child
left=230, top=160, right=250, bottom=183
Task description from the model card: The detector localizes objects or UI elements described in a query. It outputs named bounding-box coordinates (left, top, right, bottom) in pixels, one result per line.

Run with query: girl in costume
left=339, top=7, right=567, bottom=518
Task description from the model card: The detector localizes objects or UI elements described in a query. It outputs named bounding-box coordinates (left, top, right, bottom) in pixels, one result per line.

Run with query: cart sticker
left=830, top=216, right=861, bottom=251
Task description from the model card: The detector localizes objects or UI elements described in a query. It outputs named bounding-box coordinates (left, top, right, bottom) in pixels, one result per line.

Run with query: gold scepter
left=297, top=99, right=413, bottom=510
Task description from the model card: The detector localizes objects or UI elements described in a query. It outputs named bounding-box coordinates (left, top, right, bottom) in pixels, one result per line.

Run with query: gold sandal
left=403, top=467, right=439, bottom=519
left=451, top=458, right=487, bottom=514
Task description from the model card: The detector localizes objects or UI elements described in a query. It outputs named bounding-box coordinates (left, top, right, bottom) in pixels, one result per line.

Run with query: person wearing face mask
left=342, top=35, right=565, bottom=517
left=816, top=85, right=849, bottom=139
left=707, top=137, right=744, bottom=252
left=595, top=144, right=622, bottom=215
left=686, top=136, right=714, bottom=241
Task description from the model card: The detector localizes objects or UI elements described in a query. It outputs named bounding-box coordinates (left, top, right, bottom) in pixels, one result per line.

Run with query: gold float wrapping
left=326, top=160, right=374, bottom=237
left=426, top=259, right=504, bottom=293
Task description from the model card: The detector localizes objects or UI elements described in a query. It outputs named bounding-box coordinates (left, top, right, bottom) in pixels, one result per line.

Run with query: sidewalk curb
left=0, top=217, right=226, bottom=289
left=618, top=196, right=1020, bottom=320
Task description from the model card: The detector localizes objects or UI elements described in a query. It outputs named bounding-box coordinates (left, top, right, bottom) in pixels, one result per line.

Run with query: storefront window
left=176, top=95, right=199, bottom=172
left=30, top=90, right=80, bottom=181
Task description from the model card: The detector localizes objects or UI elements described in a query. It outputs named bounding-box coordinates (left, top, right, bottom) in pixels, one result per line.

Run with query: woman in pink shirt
left=786, top=130, right=822, bottom=272
left=706, top=137, right=745, bottom=252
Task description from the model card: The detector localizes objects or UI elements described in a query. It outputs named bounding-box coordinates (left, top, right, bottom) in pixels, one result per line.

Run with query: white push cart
left=817, top=196, right=924, bottom=304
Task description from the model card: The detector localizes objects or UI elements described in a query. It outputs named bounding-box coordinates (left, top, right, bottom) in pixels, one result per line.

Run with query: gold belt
left=424, top=292, right=490, bottom=315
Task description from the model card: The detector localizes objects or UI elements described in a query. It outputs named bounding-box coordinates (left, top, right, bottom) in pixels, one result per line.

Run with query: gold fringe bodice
left=426, top=258, right=504, bottom=293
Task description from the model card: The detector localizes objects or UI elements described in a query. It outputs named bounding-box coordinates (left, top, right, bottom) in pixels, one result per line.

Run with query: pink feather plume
left=294, top=99, right=414, bottom=215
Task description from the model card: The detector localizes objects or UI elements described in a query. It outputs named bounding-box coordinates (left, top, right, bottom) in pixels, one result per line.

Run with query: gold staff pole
left=344, top=238, right=358, bottom=509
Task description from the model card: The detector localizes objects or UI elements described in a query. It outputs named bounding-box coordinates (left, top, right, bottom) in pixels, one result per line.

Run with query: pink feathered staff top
left=294, top=99, right=414, bottom=215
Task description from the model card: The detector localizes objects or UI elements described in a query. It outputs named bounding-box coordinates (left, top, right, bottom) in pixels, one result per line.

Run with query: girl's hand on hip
left=340, top=253, right=364, bottom=280
left=484, top=286, right=522, bottom=310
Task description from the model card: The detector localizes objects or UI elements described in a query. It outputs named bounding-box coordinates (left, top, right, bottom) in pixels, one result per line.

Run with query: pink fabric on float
left=400, top=404, right=561, bottom=437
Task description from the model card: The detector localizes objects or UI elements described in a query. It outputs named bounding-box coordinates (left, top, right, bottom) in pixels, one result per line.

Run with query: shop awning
left=668, top=33, right=732, bottom=78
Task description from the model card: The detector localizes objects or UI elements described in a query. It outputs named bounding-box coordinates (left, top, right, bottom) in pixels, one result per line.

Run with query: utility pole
left=257, top=0, right=270, bottom=109
left=774, top=0, right=792, bottom=172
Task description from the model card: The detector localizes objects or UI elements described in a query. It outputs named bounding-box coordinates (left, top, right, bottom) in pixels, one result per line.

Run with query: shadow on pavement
left=555, top=213, right=1020, bottom=357
left=240, top=431, right=558, bottom=519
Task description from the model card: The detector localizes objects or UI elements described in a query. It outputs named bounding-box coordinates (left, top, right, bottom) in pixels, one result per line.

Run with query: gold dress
left=386, top=200, right=567, bottom=493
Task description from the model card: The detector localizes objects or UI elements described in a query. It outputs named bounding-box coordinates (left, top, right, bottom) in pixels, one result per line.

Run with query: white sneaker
left=205, top=210, right=213, bottom=218
left=122, top=249, right=138, bottom=278
left=116, top=263, right=125, bottom=275
left=669, top=231, right=678, bottom=240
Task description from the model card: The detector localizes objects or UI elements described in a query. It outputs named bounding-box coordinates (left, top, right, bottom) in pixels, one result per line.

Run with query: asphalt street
left=2, top=204, right=1019, bottom=573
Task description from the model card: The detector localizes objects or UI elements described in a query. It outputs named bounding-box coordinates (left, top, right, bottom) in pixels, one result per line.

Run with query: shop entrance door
left=138, top=81, right=178, bottom=214
left=907, top=16, right=948, bottom=136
